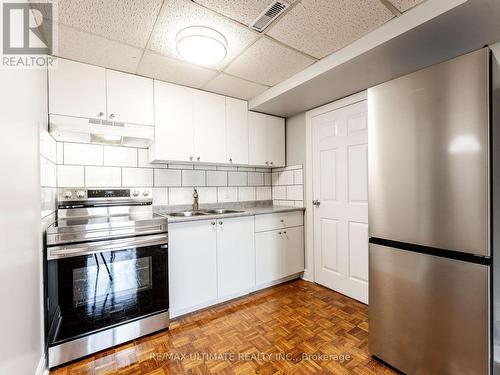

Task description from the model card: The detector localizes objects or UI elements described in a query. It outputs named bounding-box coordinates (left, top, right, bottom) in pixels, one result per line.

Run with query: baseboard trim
left=35, top=355, right=47, bottom=375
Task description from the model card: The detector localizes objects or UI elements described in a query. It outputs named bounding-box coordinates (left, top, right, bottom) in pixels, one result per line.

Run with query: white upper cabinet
left=106, top=70, right=154, bottom=126
left=49, top=58, right=154, bottom=126
left=193, top=90, right=226, bottom=164
left=150, top=81, right=194, bottom=163
left=49, top=58, right=106, bottom=119
left=249, top=112, right=268, bottom=166
left=225, top=98, right=249, bottom=165
left=249, top=112, right=285, bottom=167
left=267, top=115, right=285, bottom=167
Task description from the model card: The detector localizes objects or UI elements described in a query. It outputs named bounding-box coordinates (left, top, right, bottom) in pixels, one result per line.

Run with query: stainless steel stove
left=45, top=188, right=169, bottom=369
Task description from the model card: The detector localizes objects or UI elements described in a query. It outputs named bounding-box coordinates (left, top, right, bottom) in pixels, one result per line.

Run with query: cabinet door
left=256, top=230, right=284, bottom=285
left=193, top=90, right=226, bottom=163
left=48, top=58, right=106, bottom=119
left=217, top=217, right=255, bottom=299
left=168, top=220, right=217, bottom=317
left=106, top=70, right=154, bottom=125
left=267, top=115, right=285, bottom=167
left=225, top=98, right=248, bottom=165
left=248, top=111, right=268, bottom=166
left=150, top=81, right=194, bottom=162
left=283, top=226, right=304, bottom=276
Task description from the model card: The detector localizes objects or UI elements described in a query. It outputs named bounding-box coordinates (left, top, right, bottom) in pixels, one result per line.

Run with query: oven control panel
left=58, top=188, right=152, bottom=201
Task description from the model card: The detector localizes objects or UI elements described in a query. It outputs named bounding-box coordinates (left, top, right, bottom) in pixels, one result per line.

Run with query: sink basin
left=203, top=209, right=244, bottom=214
left=169, top=211, right=208, bottom=217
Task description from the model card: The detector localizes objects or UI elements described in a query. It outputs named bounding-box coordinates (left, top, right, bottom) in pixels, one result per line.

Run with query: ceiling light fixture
left=176, top=26, right=227, bottom=66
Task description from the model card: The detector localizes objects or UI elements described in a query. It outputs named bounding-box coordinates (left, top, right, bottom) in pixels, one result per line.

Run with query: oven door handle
left=47, top=233, right=168, bottom=260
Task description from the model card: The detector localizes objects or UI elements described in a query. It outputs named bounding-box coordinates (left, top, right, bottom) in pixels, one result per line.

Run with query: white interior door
left=312, top=100, right=368, bottom=303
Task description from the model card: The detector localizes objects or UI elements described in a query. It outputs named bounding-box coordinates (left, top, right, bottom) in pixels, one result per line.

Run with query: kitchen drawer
left=255, top=211, right=303, bottom=232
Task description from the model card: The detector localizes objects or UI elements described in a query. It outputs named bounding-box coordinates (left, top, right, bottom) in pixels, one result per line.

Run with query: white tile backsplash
left=57, top=165, right=84, bottom=186
left=248, top=172, right=264, bottom=186
left=103, top=146, right=137, bottom=167
left=238, top=187, right=256, bottom=202
left=182, top=169, right=205, bottom=187
left=40, top=156, right=56, bottom=187
left=256, top=186, right=272, bottom=200
left=64, top=143, right=103, bottom=165
left=122, top=168, right=153, bottom=187
left=286, top=185, right=303, bottom=201
left=85, top=166, right=121, bottom=187
left=154, top=169, right=181, bottom=187
left=294, top=169, right=303, bottom=185
left=218, top=187, right=238, bottom=202
left=207, top=170, right=227, bottom=186
left=197, top=187, right=218, bottom=203
left=228, top=171, right=247, bottom=186
left=271, top=165, right=303, bottom=206
left=152, top=188, right=169, bottom=206
left=272, top=185, right=286, bottom=200
left=54, top=141, right=282, bottom=206
left=168, top=187, right=193, bottom=205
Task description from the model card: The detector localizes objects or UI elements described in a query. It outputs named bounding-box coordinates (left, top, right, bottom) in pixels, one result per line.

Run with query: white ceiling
left=39, top=0, right=425, bottom=100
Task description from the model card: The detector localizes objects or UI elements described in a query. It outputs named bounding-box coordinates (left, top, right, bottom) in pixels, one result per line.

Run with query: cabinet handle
left=265, top=161, right=269, bottom=165
left=189, top=156, right=193, bottom=161
left=211, top=221, right=216, bottom=226
left=283, top=231, right=288, bottom=238
left=219, top=221, right=223, bottom=225
left=270, top=161, right=274, bottom=166
left=280, top=219, right=284, bottom=223
left=109, top=113, right=115, bottom=119
left=97, top=112, right=104, bottom=118
left=197, top=156, right=201, bottom=161
left=229, top=158, right=233, bottom=163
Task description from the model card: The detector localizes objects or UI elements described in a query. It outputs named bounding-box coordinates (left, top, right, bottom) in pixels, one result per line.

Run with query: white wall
left=285, top=112, right=306, bottom=167
left=0, top=64, right=47, bottom=374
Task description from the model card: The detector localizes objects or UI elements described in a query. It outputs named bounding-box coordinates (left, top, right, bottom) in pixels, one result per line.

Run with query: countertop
left=154, top=202, right=305, bottom=223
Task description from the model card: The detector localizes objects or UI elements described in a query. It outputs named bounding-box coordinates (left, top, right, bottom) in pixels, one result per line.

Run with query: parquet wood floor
left=50, top=279, right=396, bottom=375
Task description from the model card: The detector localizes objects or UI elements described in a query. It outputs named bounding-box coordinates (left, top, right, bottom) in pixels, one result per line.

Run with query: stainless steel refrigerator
left=368, top=48, right=492, bottom=374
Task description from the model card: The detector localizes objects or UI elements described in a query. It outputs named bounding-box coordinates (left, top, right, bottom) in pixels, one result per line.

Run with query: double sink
left=169, top=208, right=244, bottom=217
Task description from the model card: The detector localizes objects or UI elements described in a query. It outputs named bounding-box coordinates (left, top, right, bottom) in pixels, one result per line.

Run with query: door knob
left=313, top=200, right=320, bottom=207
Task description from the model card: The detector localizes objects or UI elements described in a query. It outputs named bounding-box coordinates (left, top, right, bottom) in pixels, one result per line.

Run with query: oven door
left=46, top=234, right=168, bottom=346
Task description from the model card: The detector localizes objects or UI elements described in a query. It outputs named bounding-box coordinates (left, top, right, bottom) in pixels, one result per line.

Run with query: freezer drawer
left=369, top=243, right=489, bottom=375
left=368, top=48, right=490, bottom=256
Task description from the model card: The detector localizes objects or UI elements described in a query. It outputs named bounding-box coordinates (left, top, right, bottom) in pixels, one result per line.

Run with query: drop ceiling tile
left=267, top=0, right=394, bottom=59
left=193, top=0, right=298, bottom=26
left=224, top=38, right=315, bottom=86
left=149, top=0, right=258, bottom=70
left=137, top=51, right=218, bottom=88
left=56, top=25, right=142, bottom=73
left=54, top=0, right=163, bottom=48
left=204, top=73, right=269, bottom=100
left=388, top=0, right=425, bottom=12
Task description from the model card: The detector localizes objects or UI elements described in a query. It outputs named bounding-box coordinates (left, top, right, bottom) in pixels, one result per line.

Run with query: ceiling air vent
left=249, top=0, right=289, bottom=32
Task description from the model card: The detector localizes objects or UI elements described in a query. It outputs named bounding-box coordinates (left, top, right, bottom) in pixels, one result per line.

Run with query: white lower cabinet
left=255, top=213, right=305, bottom=286
left=169, top=212, right=304, bottom=317
left=217, top=216, right=255, bottom=300
left=169, top=216, right=254, bottom=317
left=169, top=219, right=218, bottom=317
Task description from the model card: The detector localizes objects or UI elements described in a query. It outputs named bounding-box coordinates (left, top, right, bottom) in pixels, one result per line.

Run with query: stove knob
left=142, top=190, right=150, bottom=197
left=76, top=190, right=85, bottom=199
left=64, top=190, right=72, bottom=199
left=132, top=189, right=140, bottom=197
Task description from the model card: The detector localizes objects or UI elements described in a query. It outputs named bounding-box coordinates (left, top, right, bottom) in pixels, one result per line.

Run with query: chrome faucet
left=192, top=188, right=199, bottom=211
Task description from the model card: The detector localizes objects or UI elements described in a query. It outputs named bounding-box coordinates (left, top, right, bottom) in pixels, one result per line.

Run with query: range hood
left=49, top=114, right=154, bottom=148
